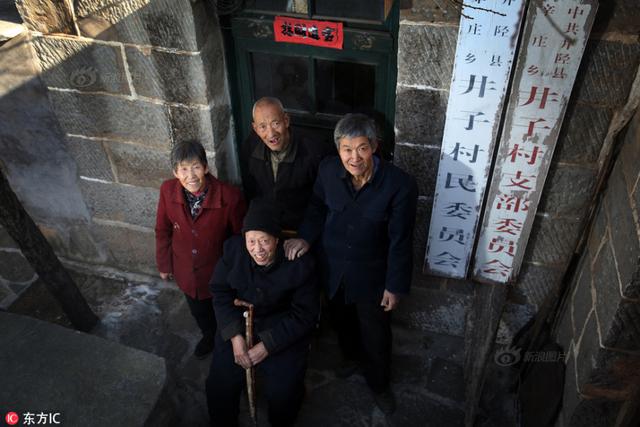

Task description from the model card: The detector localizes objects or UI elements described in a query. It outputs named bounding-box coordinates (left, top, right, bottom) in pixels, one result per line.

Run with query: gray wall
left=393, top=0, right=640, bottom=343
left=553, top=107, right=640, bottom=427
left=0, top=0, right=234, bottom=305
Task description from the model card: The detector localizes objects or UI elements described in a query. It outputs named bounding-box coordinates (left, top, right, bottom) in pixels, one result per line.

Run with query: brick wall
left=393, top=0, right=640, bottom=343
left=392, top=0, right=476, bottom=339
left=0, top=0, right=234, bottom=285
left=553, top=106, right=640, bottom=426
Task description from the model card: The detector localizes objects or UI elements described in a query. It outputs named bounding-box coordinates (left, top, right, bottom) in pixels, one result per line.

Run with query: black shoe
left=194, top=334, right=214, bottom=359
left=335, top=360, right=361, bottom=378
left=373, top=389, right=396, bottom=415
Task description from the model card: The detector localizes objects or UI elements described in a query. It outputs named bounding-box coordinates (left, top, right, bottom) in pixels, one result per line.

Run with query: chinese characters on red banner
left=473, top=0, right=598, bottom=284
left=274, top=16, right=343, bottom=49
left=425, top=0, right=526, bottom=278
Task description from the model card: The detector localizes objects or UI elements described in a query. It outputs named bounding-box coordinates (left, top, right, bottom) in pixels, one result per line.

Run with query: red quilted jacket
left=155, top=174, right=246, bottom=299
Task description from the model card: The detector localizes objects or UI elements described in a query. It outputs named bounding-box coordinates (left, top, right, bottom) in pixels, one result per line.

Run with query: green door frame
left=221, top=1, right=399, bottom=158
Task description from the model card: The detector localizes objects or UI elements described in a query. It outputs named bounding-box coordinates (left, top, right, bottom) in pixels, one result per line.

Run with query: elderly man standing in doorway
left=284, top=113, right=418, bottom=414
left=241, top=96, right=334, bottom=234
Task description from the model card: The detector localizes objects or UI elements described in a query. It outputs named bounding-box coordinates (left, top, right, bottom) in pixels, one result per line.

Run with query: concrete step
left=0, top=312, right=170, bottom=426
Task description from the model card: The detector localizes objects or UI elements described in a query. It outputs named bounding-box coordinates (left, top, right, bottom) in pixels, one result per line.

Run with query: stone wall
left=0, top=0, right=234, bottom=286
left=0, top=30, right=100, bottom=308
left=552, top=106, right=640, bottom=426
left=393, top=0, right=640, bottom=342
left=392, top=0, right=474, bottom=340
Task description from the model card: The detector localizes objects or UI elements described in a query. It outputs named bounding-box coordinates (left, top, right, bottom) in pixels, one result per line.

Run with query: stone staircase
left=0, top=311, right=169, bottom=427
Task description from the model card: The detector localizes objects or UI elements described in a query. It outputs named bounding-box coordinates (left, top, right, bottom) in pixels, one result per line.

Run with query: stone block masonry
left=394, top=1, right=640, bottom=339
left=64, top=136, right=116, bottom=182
left=31, top=35, right=130, bottom=95
left=0, top=31, right=117, bottom=280
left=24, top=1, right=234, bottom=169
left=78, top=179, right=159, bottom=229
left=394, top=84, right=447, bottom=146
left=1, top=0, right=237, bottom=281
left=523, top=214, right=584, bottom=267
left=396, top=23, right=457, bottom=90
left=538, top=165, right=598, bottom=216
left=553, top=103, right=613, bottom=165
left=125, top=45, right=209, bottom=104
left=393, top=4, right=640, bottom=423
left=48, top=90, right=173, bottom=148
left=514, top=32, right=640, bottom=310
left=91, top=220, right=157, bottom=276
left=394, top=6, right=457, bottom=339
left=74, top=0, right=212, bottom=51
left=394, top=143, right=440, bottom=197
left=168, top=103, right=232, bottom=153
left=553, top=107, right=640, bottom=426
left=572, top=40, right=640, bottom=109
left=104, top=141, right=172, bottom=189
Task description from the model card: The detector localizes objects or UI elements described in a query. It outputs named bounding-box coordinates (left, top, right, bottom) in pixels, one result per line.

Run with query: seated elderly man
left=206, top=200, right=319, bottom=427
left=285, top=113, right=418, bottom=415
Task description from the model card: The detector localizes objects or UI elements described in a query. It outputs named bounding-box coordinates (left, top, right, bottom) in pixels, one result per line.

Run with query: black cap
left=242, top=199, right=282, bottom=238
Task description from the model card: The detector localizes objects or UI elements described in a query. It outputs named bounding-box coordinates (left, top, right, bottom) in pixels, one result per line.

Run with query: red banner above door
left=273, top=16, right=343, bottom=50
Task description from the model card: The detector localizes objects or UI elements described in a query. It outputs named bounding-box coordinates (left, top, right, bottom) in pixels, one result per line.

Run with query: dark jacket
left=241, top=130, right=334, bottom=230
left=298, top=156, right=418, bottom=303
left=155, top=174, right=246, bottom=300
left=211, top=236, right=319, bottom=355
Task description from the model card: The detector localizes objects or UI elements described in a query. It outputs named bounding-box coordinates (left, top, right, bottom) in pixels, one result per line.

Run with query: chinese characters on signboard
left=274, top=16, right=344, bottom=49
left=425, top=0, right=526, bottom=279
left=473, top=0, right=598, bottom=284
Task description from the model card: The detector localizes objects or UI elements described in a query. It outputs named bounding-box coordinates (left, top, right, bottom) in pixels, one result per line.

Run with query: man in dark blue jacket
left=206, top=201, right=319, bottom=426
left=284, top=113, right=418, bottom=415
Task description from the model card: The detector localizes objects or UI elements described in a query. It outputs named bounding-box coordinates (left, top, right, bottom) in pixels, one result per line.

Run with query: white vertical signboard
left=473, top=0, right=598, bottom=284
left=425, top=0, right=526, bottom=278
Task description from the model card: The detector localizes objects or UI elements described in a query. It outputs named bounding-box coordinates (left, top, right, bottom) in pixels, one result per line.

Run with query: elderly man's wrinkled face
left=252, top=103, right=291, bottom=152
left=173, top=158, right=208, bottom=194
left=338, top=136, right=376, bottom=178
left=245, top=230, right=279, bottom=266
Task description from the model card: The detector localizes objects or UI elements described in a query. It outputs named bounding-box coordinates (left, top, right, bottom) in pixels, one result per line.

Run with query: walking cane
left=234, top=298, right=257, bottom=426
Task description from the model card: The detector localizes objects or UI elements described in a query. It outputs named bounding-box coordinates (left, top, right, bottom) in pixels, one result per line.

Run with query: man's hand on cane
left=248, top=342, right=269, bottom=365
left=231, top=335, right=252, bottom=369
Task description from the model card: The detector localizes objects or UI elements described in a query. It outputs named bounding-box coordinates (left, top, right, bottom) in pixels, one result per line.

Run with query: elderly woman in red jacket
left=155, top=140, right=246, bottom=359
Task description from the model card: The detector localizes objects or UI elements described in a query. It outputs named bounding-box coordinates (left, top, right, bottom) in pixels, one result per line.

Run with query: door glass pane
left=315, top=1, right=383, bottom=21
left=315, top=60, right=375, bottom=115
left=250, top=0, right=308, bottom=14
left=251, top=52, right=312, bottom=112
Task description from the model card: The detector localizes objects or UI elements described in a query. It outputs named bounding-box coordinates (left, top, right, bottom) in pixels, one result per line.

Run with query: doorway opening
left=221, top=0, right=400, bottom=159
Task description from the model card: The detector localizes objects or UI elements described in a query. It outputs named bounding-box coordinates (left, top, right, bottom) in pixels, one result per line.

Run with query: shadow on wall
left=0, top=35, right=102, bottom=263
left=0, top=0, right=234, bottom=281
